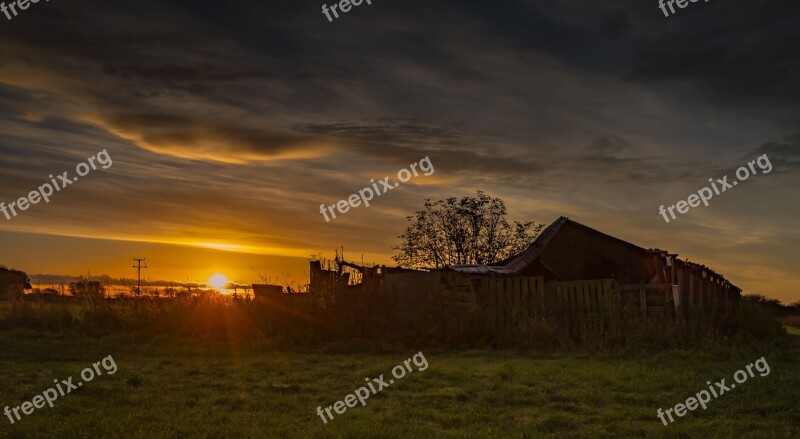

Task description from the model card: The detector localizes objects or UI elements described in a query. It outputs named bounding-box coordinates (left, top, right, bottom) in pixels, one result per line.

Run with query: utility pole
left=132, top=258, right=147, bottom=298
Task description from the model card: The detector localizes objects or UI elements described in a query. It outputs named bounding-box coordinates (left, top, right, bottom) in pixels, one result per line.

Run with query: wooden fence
left=300, top=268, right=740, bottom=342
left=431, top=275, right=736, bottom=341
left=462, top=277, right=622, bottom=339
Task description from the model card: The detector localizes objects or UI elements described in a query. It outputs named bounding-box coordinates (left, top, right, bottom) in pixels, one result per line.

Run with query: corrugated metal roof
left=446, top=264, right=515, bottom=275
left=447, top=217, right=568, bottom=275
left=444, top=217, right=740, bottom=292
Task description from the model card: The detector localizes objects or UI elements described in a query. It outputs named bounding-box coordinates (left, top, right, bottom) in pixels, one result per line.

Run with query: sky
left=0, top=0, right=798, bottom=302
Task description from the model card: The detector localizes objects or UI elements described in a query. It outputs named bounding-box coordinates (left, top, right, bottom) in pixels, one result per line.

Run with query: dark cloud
left=587, top=136, right=633, bottom=157
left=99, top=113, right=330, bottom=162
left=751, top=132, right=800, bottom=171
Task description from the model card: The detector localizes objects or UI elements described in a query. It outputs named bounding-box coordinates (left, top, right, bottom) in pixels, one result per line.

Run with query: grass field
left=785, top=326, right=800, bottom=336
left=0, top=330, right=798, bottom=438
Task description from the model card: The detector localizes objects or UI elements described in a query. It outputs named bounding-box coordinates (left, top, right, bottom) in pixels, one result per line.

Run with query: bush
left=719, top=302, right=790, bottom=350
left=779, top=315, right=800, bottom=329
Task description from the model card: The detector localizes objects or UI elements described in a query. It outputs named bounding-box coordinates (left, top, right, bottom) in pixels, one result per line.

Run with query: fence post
left=639, top=287, right=647, bottom=322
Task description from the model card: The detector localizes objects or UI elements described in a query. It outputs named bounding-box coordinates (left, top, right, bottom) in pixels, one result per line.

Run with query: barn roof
left=447, top=217, right=739, bottom=292
left=449, top=216, right=643, bottom=275
left=444, top=264, right=515, bottom=275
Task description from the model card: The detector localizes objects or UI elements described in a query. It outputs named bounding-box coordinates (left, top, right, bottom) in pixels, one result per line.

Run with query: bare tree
left=393, top=191, right=544, bottom=270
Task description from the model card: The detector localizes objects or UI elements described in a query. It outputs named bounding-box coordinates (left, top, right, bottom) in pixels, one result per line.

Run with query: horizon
left=7, top=208, right=799, bottom=304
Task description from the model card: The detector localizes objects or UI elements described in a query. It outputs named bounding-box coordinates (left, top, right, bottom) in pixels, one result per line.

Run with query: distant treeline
left=30, top=274, right=250, bottom=290
left=30, top=274, right=207, bottom=288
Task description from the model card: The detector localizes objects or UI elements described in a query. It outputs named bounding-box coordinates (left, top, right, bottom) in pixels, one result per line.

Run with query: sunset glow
left=207, top=274, right=229, bottom=291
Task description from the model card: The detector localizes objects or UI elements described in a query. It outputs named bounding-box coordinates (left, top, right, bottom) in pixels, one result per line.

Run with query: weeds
left=0, top=293, right=791, bottom=354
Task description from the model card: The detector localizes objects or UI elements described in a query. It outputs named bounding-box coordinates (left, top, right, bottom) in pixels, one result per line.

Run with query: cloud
left=92, top=113, right=337, bottom=164
left=751, top=132, right=800, bottom=171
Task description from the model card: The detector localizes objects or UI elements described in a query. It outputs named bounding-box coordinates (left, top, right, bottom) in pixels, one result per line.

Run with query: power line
left=132, top=258, right=147, bottom=298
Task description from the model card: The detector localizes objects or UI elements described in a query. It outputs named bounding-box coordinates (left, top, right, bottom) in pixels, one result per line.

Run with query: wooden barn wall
left=299, top=256, right=740, bottom=341
left=669, top=259, right=740, bottom=320
left=378, top=271, right=442, bottom=322
left=535, top=223, right=654, bottom=284
left=439, top=276, right=675, bottom=340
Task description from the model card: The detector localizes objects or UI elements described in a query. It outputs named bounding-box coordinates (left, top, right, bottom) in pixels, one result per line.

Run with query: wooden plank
left=527, top=277, right=534, bottom=317
left=608, top=281, right=615, bottom=333
left=489, top=279, right=496, bottom=328
left=596, top=280, right=604, bottom=331
left=497, top=279, right=504, bottom=328
left=496, top=279, right=504, bottom=329
left=677, top=266, right=684, bottom=317
left=580, top=282, right=588, bottom=337
left=594, top=281, right=602, bottom=334
left=611, top=280, right=619, bottom=329
left=698, top=274, right=705, bottom=309
left=506, top=278, right=513, bottom=327
left=573, top=284, right=581, bottom=338
left=490, top=278, right=497, bottom=329
left=559, top=284, right=567, bottom=333
left=640, top=288, right=647, bottom=320
left=521, top=277, right=529, bottom=318
left=603, top=281, right=610, bottom=331
left=665, top=282, right=672, bottom=321
left=543, top=278, right=551, bottom=316
left=543, top=281, right=550, bottom=316
left=567, top=284, right=575, bottom=338
left=434, top=294, right=473, bottom=306
left=509, top=277, right=516, bottom=324
left=713, top=279, right=718, bottom=309
left=588, top=281, right=596, bottom=334
left=582, top=282, right=590, bottom=337
left=503, top=278, right=510, bottom=329
left=573, top=283, right=582, bottom=339
left=620, top=283, right=673, bottom=290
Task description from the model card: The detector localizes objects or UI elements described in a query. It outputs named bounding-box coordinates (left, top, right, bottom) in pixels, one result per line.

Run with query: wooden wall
left=432, top=274, right=738, bottom=341
left=303, top=261, right=741, bottom=342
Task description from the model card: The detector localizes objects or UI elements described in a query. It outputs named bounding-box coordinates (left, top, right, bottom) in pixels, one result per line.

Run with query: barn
left=448, top=216, right=741, bottom=304
left=304, top=217, right=742, bottom=341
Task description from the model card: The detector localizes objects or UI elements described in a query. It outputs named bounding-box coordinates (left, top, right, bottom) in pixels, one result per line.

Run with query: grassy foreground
left=0, top=331, right=798, bottom=439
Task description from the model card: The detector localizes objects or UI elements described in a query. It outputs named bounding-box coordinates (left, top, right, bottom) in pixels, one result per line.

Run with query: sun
left=208, top=273, right=229, bottom=291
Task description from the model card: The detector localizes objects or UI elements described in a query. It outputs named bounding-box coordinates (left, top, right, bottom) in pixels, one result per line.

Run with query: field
left=0, top=330, right=798, bottom=439
left=785, top=326, right=800, bottom=336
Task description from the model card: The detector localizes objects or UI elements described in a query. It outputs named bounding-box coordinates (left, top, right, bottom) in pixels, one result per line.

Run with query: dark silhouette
left=0, top=266, right=31, bottom=300
left=393, top=191, right=544, bottom=269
